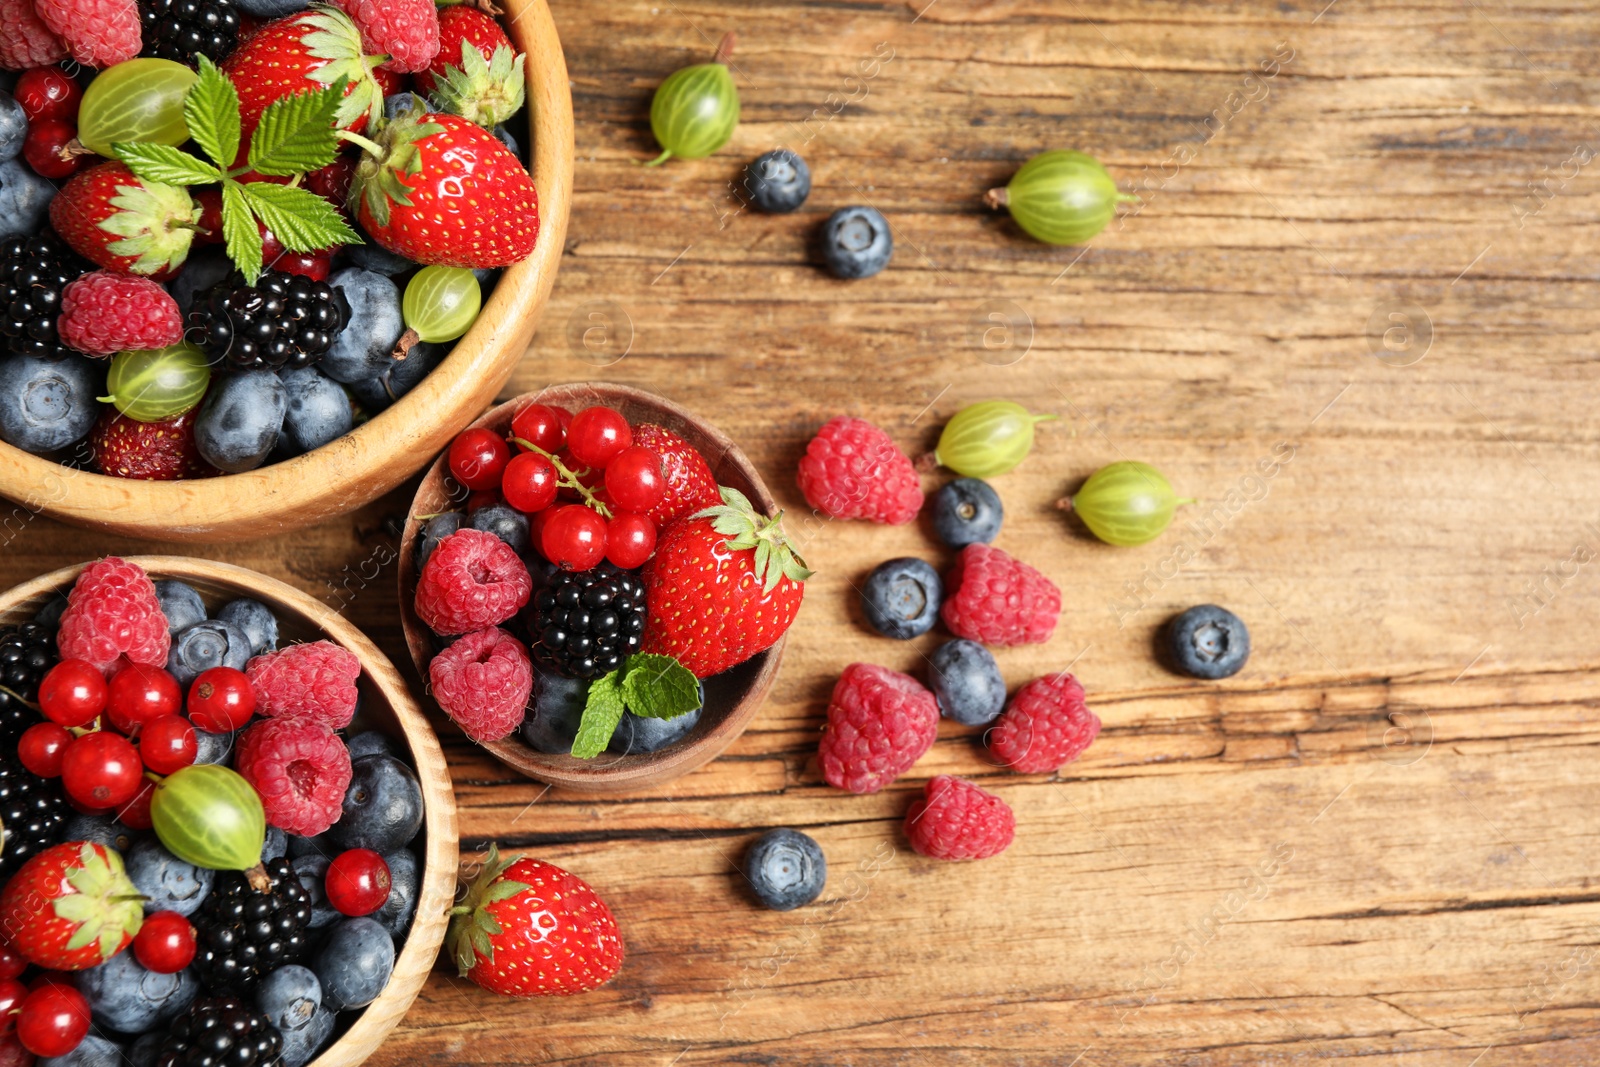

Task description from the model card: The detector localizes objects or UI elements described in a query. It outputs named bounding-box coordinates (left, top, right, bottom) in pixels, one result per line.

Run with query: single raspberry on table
left=428, top=627, right=532, bottom=744
left=817, top=663, right=939, bottom=794
left=332, top=0, right=439, bottom=72
left=33, top=0, right=140, bottom=67
left=57, top=557, right=170, bottom=674
left=246, top=640, right=360, bottom=729
left=633, top=423, right=720, bottom=526
left=57, top=271, right=183, bottom=357
left=415, top=529, right=533, bottom=636
left=235, top=716, right=352, bottom=836
left=987, top=672, right=1100, bottom=774
left=905, top=775, right=1015, bottom=860
left=0, top=0, right=68, bottom=69
left=941, top=543, right=1060, bottom=647
left=796, top=417, right=923, bottom=525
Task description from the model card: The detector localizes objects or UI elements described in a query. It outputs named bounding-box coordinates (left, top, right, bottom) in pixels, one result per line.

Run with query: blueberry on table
left=329, top=754, right=424, bottom=854
left=1165, top=604, right=1250, bottom=679
left=821, top=206, right=893, bottom=279
left=0, top=354, right=101, bottom=453
left=194, top=369, right=287, bottom=473
left=927, top=639, right=1006, bottom=726
left=860, top=557, right=942, bottom=639
left=744, top=828, right=827, bottom=911
left=931, top=478, right=1004, bottom=547
left=744, top=149, right=810, bottom=213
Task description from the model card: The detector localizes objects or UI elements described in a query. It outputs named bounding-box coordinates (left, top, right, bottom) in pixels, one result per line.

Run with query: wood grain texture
left=3, top=0, right=1599, bottom=1062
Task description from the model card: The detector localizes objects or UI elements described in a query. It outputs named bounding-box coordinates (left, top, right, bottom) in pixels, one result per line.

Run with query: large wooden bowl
left=0, top=0, right=574, bottom=542
left=0, top=558, right=459, bottom=1067
left=398, top=384, right=786, bottom=795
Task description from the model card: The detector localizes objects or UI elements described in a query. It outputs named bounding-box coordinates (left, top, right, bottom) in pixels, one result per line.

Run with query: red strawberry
left=350, top=110, right=538, bottom=268
left=449, top=846, right=623, bottom=998
left=633, top=423, right=720, bottom=526
left=48, top=161, right=200, bottom=280
left=0, top=843, right=143, bottom=971
left=222, top=6, right=385, bottom=141
left=416, top=6, right=511, bottom=96
left=90, top=407, right=216, bottom=481
left=639, top=487, right=810, bottom=678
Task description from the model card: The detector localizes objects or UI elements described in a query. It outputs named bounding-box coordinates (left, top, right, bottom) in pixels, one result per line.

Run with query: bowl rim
left=0, top=556, right=460, bottom=1067
left=0, top=0, right=575, bottom=543
left=397, top=383, right=788, bottom=795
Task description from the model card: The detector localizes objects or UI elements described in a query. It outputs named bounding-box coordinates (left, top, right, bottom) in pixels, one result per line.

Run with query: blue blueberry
left=744, top=149, right=810, bottom=213
left=1166, top=604, right=1250, bottom=679
left=374, top=848, right=418, bottom=939
left=193, top=728, right=235, bottom=765
left=278, top=1004, right=337, bottom=1067
left=927, top=639, right=1005, bottom=726
left=73, top=950, right=197, bottom=1032
left=167, top=618, right=252, bottom=687
left=418, top=512, right=465, bottom=570
left=346, top=730, right=397, bottom=761
left=263, top=825, right=288, bottom=862
left=279, top=366, right=353, bottom=456
left=287, top=829, right=333, bottom=859
left=340, top=230, right=416, bottom=277
left=0, top=91, right=25, bottom=164
left=743, top=828, right=826, bottom=911
left=33, top=592, right=67, bottom=630
left=0, top=158, right=55, bottom=238
left=322, top=268, right=405, bottom=384
left=40, top=1035, right=125, bottom=1067
left=0, top=354, right=101, bottom=453
left=860, top=557, right=941, bottom=639
left=62, top=813, right=141, bottom=853
left=234, top=0, right=306, bottom=16
left=821, top=206, right=892, bottom=279
left=153, top=580, right=207, bottom=634
left=127, top=1032, right=164, bottom=1067
left=609, top=682, right=704, bottom=755
left=328, top=754, right=423, bottom=853
left=520, top=671, right=588, bottom=754
left=346, top=340, right=441, bottom=413
left=290, top=853, right=342, bottom=929
left=383, top=92, right=428, bottom=122
left=195, top=369, right=287, bottom=472
left=216, top=598, right=279, bottom=656
left=470, top=504, right=529, bottom=556
left=931, top=478, right=1003, bottom=547
left=314, top=917, right=395, bottom=1011
left=126, top=838, right=214, bottom=916
left=169, top=246, right=232, bottom=316
left=256, top=964, right=321, bottom=1033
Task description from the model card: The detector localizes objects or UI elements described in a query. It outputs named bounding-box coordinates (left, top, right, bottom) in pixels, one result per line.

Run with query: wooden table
left=7, top=0, right=1599, bottom=1062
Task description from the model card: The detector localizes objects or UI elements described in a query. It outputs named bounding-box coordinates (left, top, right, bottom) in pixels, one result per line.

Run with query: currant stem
left=508, top=436, right=615, bottom=518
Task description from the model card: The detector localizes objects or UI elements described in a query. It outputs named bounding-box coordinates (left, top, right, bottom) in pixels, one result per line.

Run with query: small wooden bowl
left=398, top=384, right=786, bottom=795
left=0, top=558, right=459, bottom=1067
left=0, top=0, right=574, bottom=542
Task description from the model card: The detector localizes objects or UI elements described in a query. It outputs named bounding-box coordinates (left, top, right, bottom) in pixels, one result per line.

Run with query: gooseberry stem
left=639, top=149, right=673, bottom=167
left=508, top=436, right=614, bottom=518
left=713, top=31, right=737, bottom=65
left=390, top=327, right=420, bottom=362
left=983, top=187, right=1009, bottom=210
left=245, top=864, right=272, bottom=893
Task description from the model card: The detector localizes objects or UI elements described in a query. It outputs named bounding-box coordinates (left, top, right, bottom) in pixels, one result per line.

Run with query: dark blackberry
left=191, top=856, right=313, bottom=990
left=0, top=231, right=92, bottom=361
left=0, top=622, right=55, bottom=742
left=0, top=752, right=68, bottom=885
left=139, top=0, right=241, bottom=67
left=527, top=563, right=646, bottom=680
left=156, top=995, right=284, bottom=1067
left=188, top=270, right=346, bottom=372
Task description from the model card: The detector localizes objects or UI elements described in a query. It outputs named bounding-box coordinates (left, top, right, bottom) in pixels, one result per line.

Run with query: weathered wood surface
left=7, top=0, right=1600, bottom=1062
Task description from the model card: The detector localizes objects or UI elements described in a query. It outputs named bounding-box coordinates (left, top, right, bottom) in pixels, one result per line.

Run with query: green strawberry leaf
left=220, top=179, right=263, bottom=283
left=185, top=55, right=241, bottom=170
left=620, top=653, right=701, bottom=721
left=571, top=671, right=627, bottom=759
left=111, top=143, right=220, bottom=187
left=239, top=181, right=359, bottom=252
left=247, top=77, right=348, bottom=176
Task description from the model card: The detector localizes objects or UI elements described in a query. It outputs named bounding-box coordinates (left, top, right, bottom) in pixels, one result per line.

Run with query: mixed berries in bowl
left=0, top=555, right=457, bottom=1067
left=399, top=383, right=805, bottom=794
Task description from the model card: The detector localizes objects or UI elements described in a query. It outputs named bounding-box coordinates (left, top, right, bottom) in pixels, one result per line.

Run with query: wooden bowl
left=0, top=0, right=575, bottom=542
left=0, top=557, right=459, bottom=1067
left=398, top=384, right=786, bottom=795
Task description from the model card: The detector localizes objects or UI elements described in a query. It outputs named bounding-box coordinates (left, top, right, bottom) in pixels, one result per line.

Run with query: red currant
left=60, top=731, right=143, bottom=810
left=194, top=187, right=225, bottom=244
left=0, top=941, right=26, bottom=981
left=186, top=666, right=256, bottom=733
left=501, top=452, right=558, bottom=513
left=325, top=849, right=391, bottom=916
left=510, top=403, right=567, bottom=454
left=138, top=715, right=197, bottom=775
left=448, top=427, right=510, bottom=490
left=540, top=505, right=608, bottom=571
left=262, top=228, right=334, bottom=281
left=606, top=513, right=658, bottom=569
left=604, top=446, right=667, bottom=513
left=106, top=663, right=181, bottom=734
left=115, top=781, right=155, bottom=831
left=0, top=978, right=23, bottom=1036
left=17, top=722, right=72, bottom=778
left=15, top=980, right=88, bottom=1058
left=567, top=407, right=632, bottom=469
left=21, top=120, right=83, bottom=180
left=37, top=660, right=106, bottom=728
left=14, top=68, right=81, bottom=123
left=132, top=911, right=196, bottom=974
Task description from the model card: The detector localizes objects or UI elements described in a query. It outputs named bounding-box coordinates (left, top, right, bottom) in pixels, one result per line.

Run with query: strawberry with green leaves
left=416, top=6, right=513, bottom=96
left=0, top=842, right=144, bottom=971
left=222, top=4, right=386, bottom=140
left=449, top=845, right=624, bottom=998
left=641, top=487, right=811, bottom=678
left=423, top=24, right=525, bottom=129
left=49, top=161, right=200, bottom=280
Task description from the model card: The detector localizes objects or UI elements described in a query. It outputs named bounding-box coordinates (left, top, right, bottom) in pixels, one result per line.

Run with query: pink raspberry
left=428, top=627, right=532, bottom=744
left=57, top=271, right=183, bottom=357
left=905, top=775, right=1015, bottom=860
left=57, top=557, right=170, bottom=674
left=235, top=717, right=353, bottom=837
left=332, top=0, right=440, bottom=73
left=817, top=663, right=939, bottom=794
left=414, top=529, right=532, bottom=636
left=32, top=0, right=140, bottom=68
left=987, top=672, right=1100, bottom=774
left=941, top=543, right=1060, bottom=647
left=796, top=417, right=923, bottom=525
left=246, top=640, right=360, bottom=729
left=0, top=0, right=67, bottom=70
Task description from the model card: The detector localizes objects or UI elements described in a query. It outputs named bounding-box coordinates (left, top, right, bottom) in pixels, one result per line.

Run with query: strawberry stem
left=338, top=130, right=385, bottom=158
left=509, top=436, right=613, bottom=518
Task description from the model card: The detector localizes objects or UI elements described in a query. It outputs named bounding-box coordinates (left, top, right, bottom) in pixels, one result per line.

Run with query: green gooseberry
left=403, top=266, right=481, bottom=343
left=151, top=764, right=266, bottom=872
left=100, top=343, right=211, bottom=423
left=645, top=33, right=740, bottom=166
left=985, top=150, right=1136, bottom=246
left=1064, top=461, right=1194, bottom=546
left=930, top=400, right=1056, bottom=478
left=78, top=58, right=198, bottom=157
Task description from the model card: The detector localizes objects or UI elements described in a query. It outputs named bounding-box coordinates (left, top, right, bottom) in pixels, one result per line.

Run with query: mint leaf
left=220, top=179, right=262, bottom=283
left=620, top=653, right=700, bottom=720
left=571, top=672, right=626, bottom=759
left=239, top=182, right=359, bottom=252
left=185, top=56, right=240, bottom=170
left=247, top=79, right=347, bottom=176
left=112, top=143, right=219, bottom=187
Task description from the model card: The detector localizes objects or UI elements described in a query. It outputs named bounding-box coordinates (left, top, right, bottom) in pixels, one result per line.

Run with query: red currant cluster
left=13, top=68, right=86, bottom=181
left=447, top=403, right=668, bottom=571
